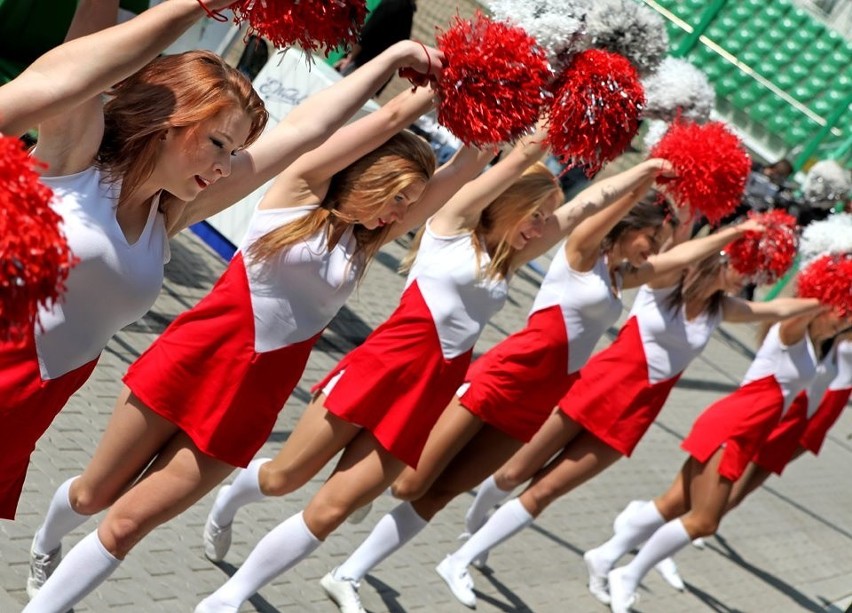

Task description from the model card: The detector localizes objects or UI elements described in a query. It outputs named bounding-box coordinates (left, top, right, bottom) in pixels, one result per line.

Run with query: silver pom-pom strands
left=799, top=213, right=852, bottom=268
left=802, top=160, right=852, bottom=210
left=584, top=0, right=668, bottom=75
left=642, top=57, right=715, bottom=123
left=488, top=0, right=591, bottom=72
left=642, top=118, right=671, bottom=153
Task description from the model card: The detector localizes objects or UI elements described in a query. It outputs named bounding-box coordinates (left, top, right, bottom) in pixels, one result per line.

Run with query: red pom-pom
left=724, top=210, right=798, bottom=284
left=650, top=119, right=751, bottom=225
left=0, top=137, right=77, bottom=340
left=796, top=253, right=852, bottom=317
left=546, top=49, right=645, bottom=177
left=433, top=11, right=552, bottom=146
left=230, top=0, right=367, bottom=54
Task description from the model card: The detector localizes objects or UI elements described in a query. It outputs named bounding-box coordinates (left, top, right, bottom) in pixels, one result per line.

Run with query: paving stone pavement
left=2, top=228, right=851, bottom=613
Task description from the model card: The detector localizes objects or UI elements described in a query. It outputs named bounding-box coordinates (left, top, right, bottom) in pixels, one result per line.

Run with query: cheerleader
left=729, top=330, right=852, bottom=506
left=600, top=307, right=846, bottom=613
left=440, top=247, right=825, bottom=609
left=1, top=0, right=446, bottom=528
left=192, top=126, right=616, bottom=612
left=315, top=161, right=761, bottom=612
left=23, top=76, right=462, bottom=610
left=608, top=331, right=852, bottom=594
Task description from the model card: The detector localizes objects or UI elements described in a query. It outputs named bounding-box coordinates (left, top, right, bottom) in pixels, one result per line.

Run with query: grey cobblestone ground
left=2, top=227, right=851, bottom=613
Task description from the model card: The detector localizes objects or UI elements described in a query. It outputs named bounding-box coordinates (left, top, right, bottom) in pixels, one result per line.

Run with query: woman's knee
left=494, top=463, right=529, bottom=491
left=97, top=513, right=148, bottom=559
left=682, top=512, right=721, bottom=538
left=70, top=478, right=117, bottom=516
left=390, top=472, right=429, bottom=501
left=258, top=462, right=304, bottom=498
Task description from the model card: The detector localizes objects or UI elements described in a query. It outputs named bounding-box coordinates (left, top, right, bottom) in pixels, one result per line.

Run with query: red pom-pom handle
left=0, top=137, right=77, bottom=340
left=230, top=0, right=367, bottom=54
left=433, top=11, right=552, bottom=146
left=650, top=120, right=751, bottom=225
left=724, top=210, right=799, bottom=284
left=797, top=253, right=852, bottom=317
left=546, top=49, right=645, bottom=177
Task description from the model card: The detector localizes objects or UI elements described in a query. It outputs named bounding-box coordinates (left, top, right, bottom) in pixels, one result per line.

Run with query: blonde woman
left=194, top=127, right=619, bottom=611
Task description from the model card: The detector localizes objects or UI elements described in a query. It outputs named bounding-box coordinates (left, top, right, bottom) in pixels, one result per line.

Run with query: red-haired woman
left=600, top=306, right=848, bottom=613
left=23, top=73, right=462, bottom=609
left=1, top=0, right=443, bottom=528
left=439, top=245, right=826, bottom=609
left=191, top=127, right=621, bottom=612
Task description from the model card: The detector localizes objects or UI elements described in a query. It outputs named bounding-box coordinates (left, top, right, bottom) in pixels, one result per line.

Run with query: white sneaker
left=436, top=556, right=477, bottom=608
left=612, top=500, right=646, bottom=534
left=692, top=537, right=706, bottom=549
left=321, top=569, right=366, bottom=613
left=654, top=556, right=685, bottom=591
left=583, top=549, right=611, bottom=605
left=203, top=514, right=232, bottom=562
left=26, top=536, right=61, bottom=599
left=607, top=568, right=638, bottom=613
left=347, top=501, right=373, bottom=525
left=457, top=532, right=489, bottom=569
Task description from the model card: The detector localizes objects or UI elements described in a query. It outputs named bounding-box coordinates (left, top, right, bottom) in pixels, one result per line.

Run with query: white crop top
left=631, top=284, right=722, bottom=384
left=406, top=221, right=509, bottom=360
left=241, top=205, right=359, bottom=353
left=743, top=322, right=817, bottom=411
left=35, top=167, right=169, bottom=380
left=531, top=247, right=623, bottom=374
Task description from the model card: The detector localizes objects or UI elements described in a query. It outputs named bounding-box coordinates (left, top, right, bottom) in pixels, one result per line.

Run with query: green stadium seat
left=798, top=50, right=820, bottom=67
left=731, top=87, right=760, bottom=110
left=792, top=84, right=819, bottom=103
left=767, top=113, right=790, bottom=134
left=774, top=72, right=796, bottom=90
left=753, top=38, right=774, bottom=55
left=784, top=122, right=812, bottom=146
left=811, top=97, right=833, bottom=117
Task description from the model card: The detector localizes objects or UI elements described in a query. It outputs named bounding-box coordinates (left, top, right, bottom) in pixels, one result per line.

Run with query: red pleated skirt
left=558, top=317, right=680, bottom=457
left=0, top=330, right=98, bottom=519
left=753, top=391, right=809, bottom=475
left=800, top=387, right=851, bottom=454
left=315, top=281, right=471, bottom=468
left=125, top=254, right=320, bottom=468
left=681, top=375, right=783, bottom=481
left=460, top=305, right=577, bottom=443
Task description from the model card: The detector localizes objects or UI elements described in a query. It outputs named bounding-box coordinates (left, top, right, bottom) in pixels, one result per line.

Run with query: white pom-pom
left=488, top=0, right=590, bottom=72
left=642, top=57, right=715, bottom=122
left=584, top=0, right=669, bottom=75
left=799, top=213, right=852, bottom=267
left=642, top=119, right=670, bottom=152
left=802, top=160, right=851, bottom=210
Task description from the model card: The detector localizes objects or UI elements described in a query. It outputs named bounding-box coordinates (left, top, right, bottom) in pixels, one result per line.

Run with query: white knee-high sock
left=592, top=500, right=666, bottom=570
left=33, top=477, right=90, bottom=554
left=210, top=458, right=270, bottom=526
left=335, top=501, right=428, bottom=582
left=199, top=511, right=321, bottom=609
left=450, top=498, right=532, bottom=567
left=619, top=519, right=691, bottom=592
left=464, top=475, right=512, bottom=534
left=23, top=531, right=121, bottom=612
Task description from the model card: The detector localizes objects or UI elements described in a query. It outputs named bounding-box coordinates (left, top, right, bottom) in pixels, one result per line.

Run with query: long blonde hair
left=248, top=130, right=435, bottom=278
left=401, top=162, right=560, bottom=279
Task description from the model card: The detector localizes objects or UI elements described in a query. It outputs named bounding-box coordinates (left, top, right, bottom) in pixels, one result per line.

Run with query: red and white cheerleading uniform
left=0, top=167, right=168, bottom=518
left=125, top=205, right=359, bottom=467
left=458, top=247, right=622, bottom=442
left=682, top=322, right=817, bottom=480
left=560, top=283, right=722, bottom=456
left=800, top=339, right=852, bottom=455
left=314, top=221, right=508, bottom=468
